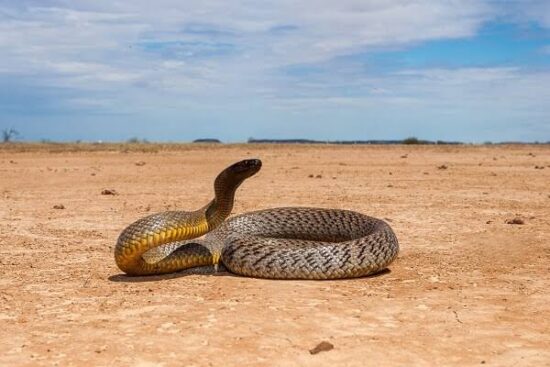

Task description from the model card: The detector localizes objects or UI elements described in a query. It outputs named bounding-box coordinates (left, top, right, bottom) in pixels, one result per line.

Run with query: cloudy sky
left=1, top=0, right=549, bottom=142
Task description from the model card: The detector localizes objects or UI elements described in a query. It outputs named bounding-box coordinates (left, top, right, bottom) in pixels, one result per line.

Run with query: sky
left=0, top=0, right=549, bottom=143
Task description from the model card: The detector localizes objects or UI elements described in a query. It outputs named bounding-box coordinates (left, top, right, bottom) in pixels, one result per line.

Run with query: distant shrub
left=126, top=137, right=149, bottom=144
left=2, top=128, right=20, bottom=143
left=402, top=137, right=420, bottom=145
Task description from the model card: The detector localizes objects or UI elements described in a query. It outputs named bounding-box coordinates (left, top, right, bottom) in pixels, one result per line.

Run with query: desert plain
left=0, top=143, right=549, bottom=366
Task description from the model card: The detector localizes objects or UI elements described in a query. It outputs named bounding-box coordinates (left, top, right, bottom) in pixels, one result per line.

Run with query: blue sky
left=0, top=1, right=549, bottom=142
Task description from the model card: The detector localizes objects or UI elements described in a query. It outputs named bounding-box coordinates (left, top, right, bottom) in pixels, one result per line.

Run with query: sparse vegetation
left=2, top=128, right=20, bottom=143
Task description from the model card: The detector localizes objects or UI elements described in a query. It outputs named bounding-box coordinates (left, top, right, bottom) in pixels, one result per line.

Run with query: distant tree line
left=193, top=138, right=221, bottom=143
left=247, top=137, right=463, bottom=145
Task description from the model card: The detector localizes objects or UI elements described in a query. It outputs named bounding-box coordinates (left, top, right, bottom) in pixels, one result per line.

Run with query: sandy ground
left=0, top=143, right=549, bottom=367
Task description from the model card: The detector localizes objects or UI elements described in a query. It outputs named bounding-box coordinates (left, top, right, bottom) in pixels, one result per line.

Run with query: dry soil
left=0, top=143, right=549, bottom=366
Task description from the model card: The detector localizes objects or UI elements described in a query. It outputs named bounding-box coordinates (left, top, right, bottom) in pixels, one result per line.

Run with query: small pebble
left=101, top=189, right=118, bottom=195
left=309, top=341, right=334, bottom=355
left=506, top=218, right=524, bottom=225
left=53, top=204, right=65, bottom=210
left=135, top=161, right=146, bottom=166
left=438, top=165, right=448, bottom=170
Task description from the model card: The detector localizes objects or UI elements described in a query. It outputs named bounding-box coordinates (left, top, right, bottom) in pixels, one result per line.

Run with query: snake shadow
left=108, top=268, right=391, bottom=283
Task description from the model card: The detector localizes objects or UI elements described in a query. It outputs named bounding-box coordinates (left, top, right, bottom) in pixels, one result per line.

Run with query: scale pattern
left=207, top=207, right=399, bottom=279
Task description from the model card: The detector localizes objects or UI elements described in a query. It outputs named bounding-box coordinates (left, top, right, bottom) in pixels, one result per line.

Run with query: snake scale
left=115, top=159, right=399, bottom=279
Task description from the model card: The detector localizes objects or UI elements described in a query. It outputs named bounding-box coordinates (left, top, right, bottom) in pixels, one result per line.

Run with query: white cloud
left=0, top=0, right=549, bottom=143
left=0, top=1, right=494, bottom=93
left=500, top=0, right=550, bottom=28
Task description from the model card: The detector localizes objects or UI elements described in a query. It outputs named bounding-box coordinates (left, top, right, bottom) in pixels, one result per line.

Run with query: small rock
left=95, top=345, right=107, bottom=354
left=309, top=341, right=334, bottom=355
left=401, top=154, right=408, bottom=158
left=53, top=204, right=65, bottom=210
left=506, top=217, right=524, bottom=225
left=315, top=174, right=322, bottom=179
left=135, top=161, right=146, bottom=166
left=308, top=174, right=314, bottom=178
left=101, top=189, right=118, bottom=195
left=437, top=165, right=448, bottom=170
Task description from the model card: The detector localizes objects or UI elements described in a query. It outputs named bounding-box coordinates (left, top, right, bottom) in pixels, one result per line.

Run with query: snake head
left=213, top=159, right=262, bottom=194
left=227, top=159, right=262, bottom=179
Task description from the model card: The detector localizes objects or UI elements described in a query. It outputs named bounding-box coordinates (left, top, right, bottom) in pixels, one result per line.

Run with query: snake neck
left=203, top=169, right=243, bottom=229
left=203, top=198, right=233, bottom=229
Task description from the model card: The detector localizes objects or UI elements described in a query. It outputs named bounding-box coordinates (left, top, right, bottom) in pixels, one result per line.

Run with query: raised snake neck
left=114, top=159, right=399, bottom=279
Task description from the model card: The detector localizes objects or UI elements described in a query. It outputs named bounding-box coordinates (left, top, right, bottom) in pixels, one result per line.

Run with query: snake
left=114, top=159, right=399, bottom=279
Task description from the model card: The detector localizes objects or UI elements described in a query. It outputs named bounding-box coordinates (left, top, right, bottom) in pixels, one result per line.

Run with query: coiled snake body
left=115, top=159, right=399, bottom=279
